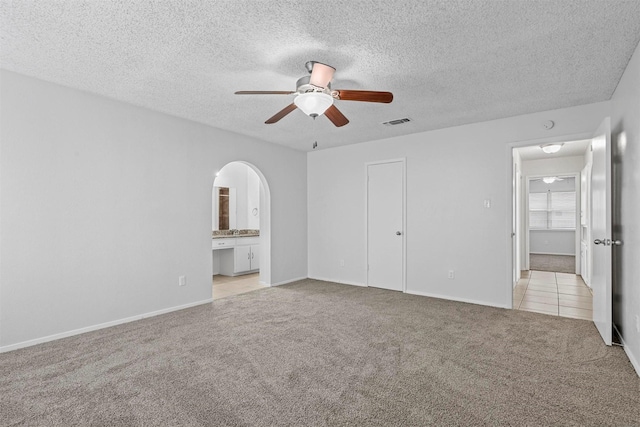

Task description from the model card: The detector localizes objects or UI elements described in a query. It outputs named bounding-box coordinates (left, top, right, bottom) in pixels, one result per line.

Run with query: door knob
left=594, top=238, right=623, bottom=246
left=396, top=231, right=402, bottom=235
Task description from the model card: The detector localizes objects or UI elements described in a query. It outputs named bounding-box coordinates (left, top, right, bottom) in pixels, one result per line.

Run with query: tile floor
left=513, top=270, right=593, bottom=320
left=212, top=273, right=266, bottom=300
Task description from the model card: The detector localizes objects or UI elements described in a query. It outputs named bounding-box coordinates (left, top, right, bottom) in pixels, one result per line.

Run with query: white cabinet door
left=250, top=244, right=260, bottom=270
left=234, top=245, right=251, bottom=273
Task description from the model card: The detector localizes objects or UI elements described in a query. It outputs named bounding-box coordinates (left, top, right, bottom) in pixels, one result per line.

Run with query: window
left=529, top=190, right=576, bottom=229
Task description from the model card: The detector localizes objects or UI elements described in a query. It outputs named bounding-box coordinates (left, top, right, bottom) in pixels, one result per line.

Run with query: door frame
left=364, top=158, right=407, bottom=292
left=213, top=161, right=271, bottom=286
left=523, top=172, right=581, bottom=275
left=505, top=132, right=593, bottom=308
left=512, top=162, right=522, bottom=284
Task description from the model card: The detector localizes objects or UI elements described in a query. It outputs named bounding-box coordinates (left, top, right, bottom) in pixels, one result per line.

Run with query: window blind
left=529, top=190, right=576, bottom=229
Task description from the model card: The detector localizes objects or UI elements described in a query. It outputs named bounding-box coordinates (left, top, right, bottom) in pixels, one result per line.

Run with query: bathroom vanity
left=212, top=235, right=259, bottom=276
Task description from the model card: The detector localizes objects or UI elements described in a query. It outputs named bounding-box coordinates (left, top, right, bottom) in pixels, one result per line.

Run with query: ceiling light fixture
left=540, top=143, right=564, bottom=154
left=294, top=92, right=334, bottom=117
left=542, top=177, right=558, bottom=184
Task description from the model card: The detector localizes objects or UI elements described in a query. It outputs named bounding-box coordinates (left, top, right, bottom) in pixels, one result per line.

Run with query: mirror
left=214, top=187, right=236, bottom=230
left=213, top=162, right=260, bottom=232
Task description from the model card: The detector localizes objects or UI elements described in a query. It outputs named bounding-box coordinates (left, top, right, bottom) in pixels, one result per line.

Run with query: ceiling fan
left=235, top=61, right=393, bottom=127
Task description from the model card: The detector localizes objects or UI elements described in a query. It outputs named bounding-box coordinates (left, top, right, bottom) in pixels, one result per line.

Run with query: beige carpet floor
left=1, top=279, right=639, bottom=426
left=530, top=254, right=576, bottom=274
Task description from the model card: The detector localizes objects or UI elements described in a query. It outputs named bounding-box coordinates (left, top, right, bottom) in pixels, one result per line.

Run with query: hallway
left=514, top=270, right=592, bottom=320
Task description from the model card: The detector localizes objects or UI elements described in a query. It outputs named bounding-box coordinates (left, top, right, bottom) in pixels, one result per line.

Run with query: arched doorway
left=212, top=161, right=271, bottom=295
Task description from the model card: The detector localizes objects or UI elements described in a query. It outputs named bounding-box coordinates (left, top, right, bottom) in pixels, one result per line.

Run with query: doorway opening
left=212, top=161, right=271, bottom=299
left=511, top=139, right=593, bottom=321
left=526, top=174, right=579, bottom=274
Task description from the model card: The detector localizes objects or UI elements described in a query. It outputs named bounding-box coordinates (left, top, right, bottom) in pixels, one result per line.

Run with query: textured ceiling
left=2, top=1, right=640, bottom=151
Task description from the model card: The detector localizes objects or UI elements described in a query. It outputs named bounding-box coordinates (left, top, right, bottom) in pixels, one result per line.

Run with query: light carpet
left=530, top=254, right=576, bottom=274
left=1, top=279, right=638, bottom=426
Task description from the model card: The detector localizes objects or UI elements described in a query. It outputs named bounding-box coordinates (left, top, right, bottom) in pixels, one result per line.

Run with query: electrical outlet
left=179, top=275, right=186, bottom=287
left=340, top=259, right=345, bottom=267
left=448, top=270, right=455, bottom=279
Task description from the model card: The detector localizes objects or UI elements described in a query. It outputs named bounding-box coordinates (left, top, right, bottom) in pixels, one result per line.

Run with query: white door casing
left=366, top=160, right=405, bottom=291
left=590, top=117, right=612, bottom=346
left=580, top=162, right=593, bottom=286
left=516, top=168, right=522, bottom=280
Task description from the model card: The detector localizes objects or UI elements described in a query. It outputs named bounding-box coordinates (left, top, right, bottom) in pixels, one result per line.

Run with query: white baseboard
left=269, top=276, right=308, bottom=287
left=0, top=298, right=213, bottom=354
left=405, top=289, right=508, bottom=309
left=614, top=324, right=640, bottom=377
left=309, top=280, right=503, bottom=307
left=529, top=252, right=575, bottom=256
left=307, top=276, right=367, bottom=287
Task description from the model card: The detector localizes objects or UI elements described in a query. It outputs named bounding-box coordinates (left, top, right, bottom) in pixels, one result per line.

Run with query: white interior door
left=590, top=117, right=612, bottom=346
left=367, top=161, right=404, bottom=291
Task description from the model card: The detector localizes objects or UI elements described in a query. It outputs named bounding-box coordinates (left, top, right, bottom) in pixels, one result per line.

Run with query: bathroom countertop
left=212, top=230, right=259, bottom=239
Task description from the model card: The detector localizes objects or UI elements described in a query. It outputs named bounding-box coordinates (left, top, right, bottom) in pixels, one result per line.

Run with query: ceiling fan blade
left=265, top=103, right=298, bottom=124
left=235, top=91, right=295, bottom=95
left=333, top=90, right=393, bottom=103
left=309, top=62, right=335, bottom=88
left=324, top=105, right=349, bottom=127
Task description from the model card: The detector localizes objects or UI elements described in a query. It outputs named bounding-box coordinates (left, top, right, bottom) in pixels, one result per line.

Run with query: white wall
left=529, top=230, right=575, bottom=255
left=0, top=70, right=307, bottom=349
left=308, top=101, right=609, bottom=308
left=521, top=156, right=585, bottom=176
left=610, top=40, right=640, bottom=374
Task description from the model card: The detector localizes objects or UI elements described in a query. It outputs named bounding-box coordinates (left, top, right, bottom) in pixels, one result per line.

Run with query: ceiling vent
left=382, top=118, right=412, bottom=126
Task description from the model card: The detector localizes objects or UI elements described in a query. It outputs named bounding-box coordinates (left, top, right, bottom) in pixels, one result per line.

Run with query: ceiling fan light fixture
left=540, top=143, right=564, bottom=154
left=294, top=92, right=334, bottom=117
left=235, top=61, right=393, bottom=126
left=308, top=62, right=335, bottom=88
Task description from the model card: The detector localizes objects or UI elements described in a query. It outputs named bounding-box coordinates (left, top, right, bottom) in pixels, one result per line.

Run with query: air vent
left=382, top=118, right=412, bottom=126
